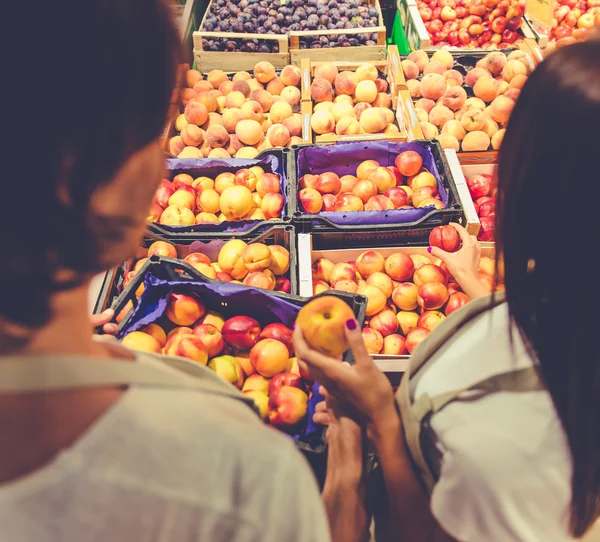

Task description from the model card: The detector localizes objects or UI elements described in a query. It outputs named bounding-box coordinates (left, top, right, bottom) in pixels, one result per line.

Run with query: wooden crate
left=192, top=33, right=289, bottom=72
left=289, top=0, right=387, bottom=65
left=299, top=48, right=407, bottom=144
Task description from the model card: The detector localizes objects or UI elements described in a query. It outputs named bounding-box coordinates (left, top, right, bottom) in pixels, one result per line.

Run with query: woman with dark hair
left=0, top=2, right=334, bottom=540
left=294, top=39, right=600, bottom=541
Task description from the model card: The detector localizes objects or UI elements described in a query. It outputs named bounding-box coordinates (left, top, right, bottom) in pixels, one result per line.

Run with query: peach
left=193, top=80, right=213, bottom=93
left=194, top=92, right=218, bottom=113
left=492, top=129, right=505, bottom=150
left=268, top=386, right=309, bottom=429
left=334, top=193, right=364, bottom=212
left=206, top=69, right=227, bottom=89
left=397, top=310, right=420, bottom=336
left=207, top=148, right=230, bottom=159
left=356, top=250, right=385, bottom=277
left=242, top=374, right=270, bottom=394
left=169, top=136, right=186, bottom=157
left=148, top=241, right=177, bottom=259
left=215, top=172, right=235, bottom=194
left=181, top=123, right=204, bottom=149
left=412, top=172, right=437, bottom=191
left=314, top=63, right=338, bottom=84
left=220, top=185, right=254, bottom=220
left=218, top=239, right=249, bottom=280
left=256, top=173, right=281, bottom=196
left=385, top=253, right=414, bottom=281
left=335, top=71, right=359, bottom=95
left=329, top=263, right=357, bottom=283
left=382, top=334, right=407, bottom=355
left=406, top=327, right=431, bottom=354
left=184, top=102, right=209, bottom=126
left=384, top=109, right=395, bottom=124
left=192, top=323, right=224, bottom=358
left=270, top=101, right=293, bottom=124
left=369, top=166, right=396, bottom=193
left=418, top=310, right=445, bottom=332
left=360, top=108, right=387, bottom=133
left=280, top=65, right=301, bottom=87
left=235, top=119, right=263, bottom=145
left=224, top=90, right=245, bottom=110
left=331, top=101, right=356, bottom=122
left=356, top=160, right=380, bottom=180
left=354, top=64, right=377, bottom=82
left=370, top=308, right=400, bottom=338
left=442, top=119, right=467, bottom=141
left=283, top=114, right=303, bottom=137
left=352, top=179, right=378, bottom=204
left=401, top=59, right=420, bottom=80
left=473, top=76, right=499, bottom=102
left=165, top=333, right=209, bottom=365
left=300, top=174, right=318, bottom=190
left=234, top=168, right=259, bottom=191
left=482, top=117, right=499, bottom=138
left=461, top=108, right=486, bottom=132
left=462, top=131, right=491, bottom=152
left=181, top=87, right=198, bottom=107
left=281, top=86, right=301, bottom=106
left=192, top=261, right=217, bottom=279
left=240, top=100, right=263, bottom=123
left=355, top=80, right=378, bottom=103
left=267, top=124, right=291, bottom=147
left=367, top=272, right=393, bottom=298
left=165, top=292, right=206, bottom=326
left=221, top=108, right=243, bottom=134
left=408, top=51, right=429, bottom=72
left=504, top=88, right=520, bottom=102
left=412, top=186, right=439, bottom=207
left=417, top=281, right=449, bottom=310
left=420, top=73, right=447, bottom=101
left=299, top=188, right=323, bottom=213
left=417, top=197, right=444, bottom=210
left=483, top=52, right=507, bottom=76
left=420, top=122, right=439, bottom=139
left=322, top=195, right=337, bottom=212
left=296, top=295, right=356, bottom=356
left=445, top=292, right=470, bottom=316
left=502, top=59, right=527, bottom=83
left=335, top=94, right=354, bottom=105
left=250, top=89, right=274, bottom=112
left=315, top=172, right=341, bottom=195
left=314, top=101, right=334, bottom=113
left=205, top=125, right=230, bottom=148
left=415, top=98, right=436, bottom=115
left=311, top=78, right=334, bottom=103
left=489, top=96, right=514, bottom=124
left=242, top=243, right=272, bottom=273
left=436, top=133, right=460, bottom=152
left=444, top=69, right=464, bottom=86
left=365, top=195, right=394, bottom=211
left=413, top=264, right=447, bottom=287
left=429, top=105, right=454, bottom=129
left=407, top=79, right=421, bottom=98
left=268, top=245, right=290, bottom=276
left=122, top=331, right=162, bottom=354
left=465, top=97, right=487, bottom=112
left=465, top=67, right=492, bottom=88
left=261, top=193, right=284, bottom=219
left=311, top=110, right=335, bottom=135
left=313, top=280, right=330, bottom=295
left=191, top=176, right=214, bottom=190
left=168, top=189, right=195, bottom=210
left=392, top=283, right=419, bottom=311
left=424, top=61, right=447, bottom=75
left=254, top=61, right=276, bottom=83
left=431, top=50, right=453, bottom=70
left=266, top=77, right=285, bottom=95
left=236, top=147, right=259, bottom=159
left=330, top=279, right=358, bottom=294
left=442, top=86, right=467, bottom=111
left=509, top=74, right=527, bottom=90
left=243, top=271, right=274, bottom=290
left=336, top=117, right=362, bottom=136
left=159, top=205, right=195, bottom=226
left=357, top=284, right=387, bottom=317
left=362, top=327, right=384, bottom=354
left=194, top=188, right=219, bottom=214
left=184, top=253, right=211, bottom=267
left=218, top=80, right=234, bottom=96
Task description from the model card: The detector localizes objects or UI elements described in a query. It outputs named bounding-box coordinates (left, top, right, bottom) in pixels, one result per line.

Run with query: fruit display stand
left=149, top=149, right=292, bottom=235
left=300, top=51, right=408, bottom=143
left=293, top=140, right=464, bottom=246
left=111, top=257, right=367, bottom=454
left=93, top=224, right=299, bottom=318
left=288, top=0, right=387, bottom=65
left=298, top=232, right=497, bottom=372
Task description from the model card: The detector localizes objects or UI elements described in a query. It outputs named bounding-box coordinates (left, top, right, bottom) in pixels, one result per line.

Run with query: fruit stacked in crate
left=299, top=149, right=444, bottom=214
left=309, top=62, right=399, bottom=138
left=311, top=228, right=502, bottom=355
left=415, top=0, right=525, bottom=48
left=124, top=238, right=292, bottom=296
left=544, top=0, right=600, bottom=43
left=402, top=49, right=534, bottom=152
left=121, top=293, right=311, bottom=430
left=465, top=171, right=496, bottom=241
left=171, top=63, right=304, bottom=159
left=150, top=167, right=284, bottom=227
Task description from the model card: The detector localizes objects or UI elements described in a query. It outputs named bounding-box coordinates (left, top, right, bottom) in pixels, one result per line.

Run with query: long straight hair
left=495, top=40, right=600, bottom=537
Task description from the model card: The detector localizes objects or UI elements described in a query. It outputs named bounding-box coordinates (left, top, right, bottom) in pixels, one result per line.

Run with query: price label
left=526, top=0, right=553, bottom=28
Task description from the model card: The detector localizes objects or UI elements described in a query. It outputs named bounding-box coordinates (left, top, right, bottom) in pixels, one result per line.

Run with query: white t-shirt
left=0, top=355, right=331, bottom=542
left=414, top=303, right=579, bottom=541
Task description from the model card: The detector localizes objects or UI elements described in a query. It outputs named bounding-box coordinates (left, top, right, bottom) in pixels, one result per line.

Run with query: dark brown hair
left=1, top=0, right=179, bottom=328
left=496, top=40, right=600, bottom=537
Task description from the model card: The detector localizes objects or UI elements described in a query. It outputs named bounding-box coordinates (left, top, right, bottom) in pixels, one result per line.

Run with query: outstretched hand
left=293, top=321, right=397, bottom=433
left=430, top=223, right=489, bottom=300
left=90, top=309, right=119, bottom=336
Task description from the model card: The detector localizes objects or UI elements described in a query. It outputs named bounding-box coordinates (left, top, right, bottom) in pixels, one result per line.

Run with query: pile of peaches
left=466, top=172, right=496, bottom=241
left=149, top=167, right=284, bottom=227
left=309, top=62, right=399, bottom=137
left=311, top=236, right=500, bottom=355
left=121, top=294, right=312, bottom=431
left=298, top=150, right=445, bottom=214
left=170, top=62, right=304, bottom=159
left=122, top=238, right=292, bottom=299
left=402, top=49, right=534, bottom=152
